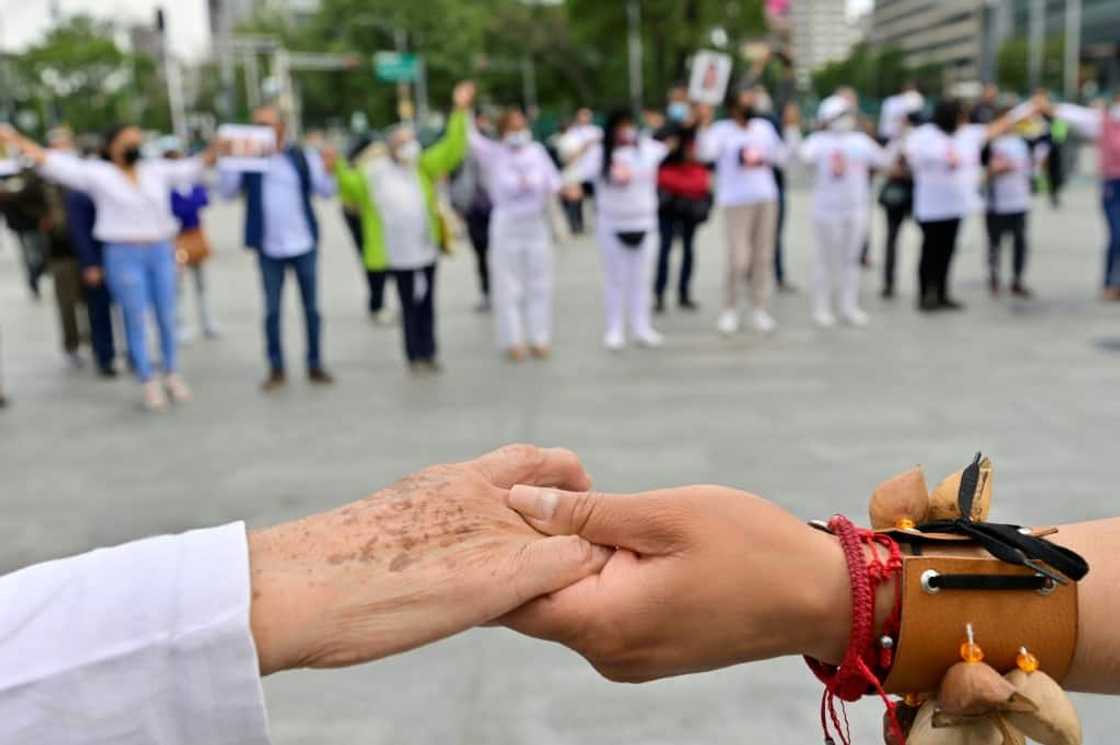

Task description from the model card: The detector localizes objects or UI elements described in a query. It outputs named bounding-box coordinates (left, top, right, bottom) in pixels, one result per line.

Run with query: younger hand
left=502, top=484, right=853, bottom=682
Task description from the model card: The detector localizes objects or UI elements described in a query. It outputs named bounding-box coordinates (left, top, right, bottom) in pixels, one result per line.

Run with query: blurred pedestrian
left=164, top=145, right=219, bottom=342
left=879, top=82, right=924, bottom=143
left=450, top=112, right=495, bottom=313
left=0, top=123, right=219, bottom=411
left=557, top=108, right=603, bottom=235
left=904, top=100, right=1028, bottom=312
left=982, top=112, right=1036, bottom=298
left=0, top=160, right=48, bottom=300
left=970, top=83, right=1000, bottom=125
left=352, top=82, right=475, bottom=373
left=799, top=96, right=888, bottom=327
left=568, top=109, right=668, bottom=351
left=470, top=108, right=562, bottom=361
left=654, top=122, right=711, bottom=314
left=337, top=135, right=393, bottom=322
left=697, top=88, right=788, bottom=336
left=1041, top=94, right=1120, bottom=300
left=219, top=106, right=337, bottom=391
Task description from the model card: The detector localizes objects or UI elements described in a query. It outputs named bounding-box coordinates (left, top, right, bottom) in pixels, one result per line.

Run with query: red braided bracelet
left=804, top=515, right=904, bottom=745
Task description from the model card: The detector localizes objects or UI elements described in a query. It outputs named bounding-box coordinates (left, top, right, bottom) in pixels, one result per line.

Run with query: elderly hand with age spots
left=246, top=445, right=611, bottom=675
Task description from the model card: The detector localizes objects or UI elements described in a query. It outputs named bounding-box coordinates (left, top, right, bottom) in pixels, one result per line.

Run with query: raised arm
left=419, top=81, right=476, bottom=180
left=1053, top=103, right=1102, bottom=141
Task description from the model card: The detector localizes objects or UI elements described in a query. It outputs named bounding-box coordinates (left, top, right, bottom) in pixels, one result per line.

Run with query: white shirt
left=218, top=148, right=336, bottom=259
left=558, top=124, right=603, bottom=183
left=905, top=123, right=988, bottom=222
left=799, top=130, right=888, bottom=218
left=572, top=138, right=669, bottom=232
left=470, top=134, right=561, bottom=221
left=0, top=522, right=270, bottom=745
left=985, top=135, right=1033, bottom=215
left=698, top=118, right=788, bottom=208
left=40, top=152, right=205, bottom=244
left=367, top=157, right=436, bottom=270
left=879, top=92, right=923, bottom=141
left=1055, top=102, right=1108, bottom=140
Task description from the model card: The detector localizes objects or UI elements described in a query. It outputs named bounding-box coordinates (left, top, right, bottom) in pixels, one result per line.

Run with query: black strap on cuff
left=925, top=572, right=1051, bottom=592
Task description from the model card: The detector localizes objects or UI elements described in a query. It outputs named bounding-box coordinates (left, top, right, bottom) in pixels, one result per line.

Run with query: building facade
left=791, top=0, right=865, bottom=88
left=868, top=0, right=986, bottom=87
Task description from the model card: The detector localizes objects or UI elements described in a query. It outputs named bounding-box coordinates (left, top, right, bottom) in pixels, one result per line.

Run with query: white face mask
left=831, top=114, right=856, bottom=132
left=503, top=130, right=531, bottom=148
left=394, top=140, right=421, bottom=163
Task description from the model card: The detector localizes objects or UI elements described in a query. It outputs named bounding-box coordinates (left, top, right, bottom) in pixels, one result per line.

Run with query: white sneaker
left=716, top=309, right=740, bottom=336
left=751, top=309, right=777, bottom=335
left=164, top=374, right=192, bottom=403
left=841, top=308, right=870, bottom=327
left=634, top=329, right=664, bottom=348
left=143, top=380, right=169, bottom=412
left=812, top=309, right=837, bottom=328
left=604, top=330, right=626, bottom=352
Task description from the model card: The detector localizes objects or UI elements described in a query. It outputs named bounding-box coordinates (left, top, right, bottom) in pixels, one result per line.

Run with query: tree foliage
left=995, top=35, right=1065, bottom=95
left=810, top=44, right=940, bottom=102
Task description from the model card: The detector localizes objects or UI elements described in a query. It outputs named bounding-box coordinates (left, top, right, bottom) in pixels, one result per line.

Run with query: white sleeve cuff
left=0, top=522, right=271, bottom=745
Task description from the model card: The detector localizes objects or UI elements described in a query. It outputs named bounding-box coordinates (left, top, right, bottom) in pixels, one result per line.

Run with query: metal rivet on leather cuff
left=921, top=569, right=941, bottom=594
left=1037, top=576, right=1057, bottom=596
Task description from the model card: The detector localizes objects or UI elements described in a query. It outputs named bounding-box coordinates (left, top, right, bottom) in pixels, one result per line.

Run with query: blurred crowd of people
left=2, top=68, right=1118, bottom=412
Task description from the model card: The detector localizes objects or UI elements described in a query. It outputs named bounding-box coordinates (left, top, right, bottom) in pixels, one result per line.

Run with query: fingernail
left=509, top=485, right=558, bottom=520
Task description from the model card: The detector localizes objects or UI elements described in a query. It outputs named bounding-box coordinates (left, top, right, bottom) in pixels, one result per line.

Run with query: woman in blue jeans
left=1, top=123, right=218, bottom=411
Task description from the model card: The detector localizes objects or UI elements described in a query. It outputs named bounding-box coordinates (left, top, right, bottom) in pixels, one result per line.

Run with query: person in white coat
left=799, top=96, right=889, bottom=327
left=982, top=113, right=1038, bottom=297
left=568, top=109, right=668, bottom=352
left=697, top=89, right=789, bottom=336
left=470, top=109, right=562, bottom=361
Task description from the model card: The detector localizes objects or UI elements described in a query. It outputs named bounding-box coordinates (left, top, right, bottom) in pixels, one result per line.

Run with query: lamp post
left=627, top=0, right=643, bottom=116
left=1064, top=0, right=1081, bottom=99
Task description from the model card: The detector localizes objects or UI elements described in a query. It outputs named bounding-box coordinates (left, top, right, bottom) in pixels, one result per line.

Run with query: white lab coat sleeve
left=765, top=121, right=789, bottom=167
left=217, top=167, right=245, bottom=200
left=696, top=121, right=724, bottom=164
left=862, top=133, right=891, bottom=169
left=1055, top=103, right=1102, bottom=140
left=39, top=151, right=96, bottom=193
left=156, top=155, right=208, bottom=189
left=0, top=522, right=271, bottom=745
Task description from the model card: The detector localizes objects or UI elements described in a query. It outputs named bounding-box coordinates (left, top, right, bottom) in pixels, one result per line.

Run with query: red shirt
left=658, top=161, right=711, bottom=201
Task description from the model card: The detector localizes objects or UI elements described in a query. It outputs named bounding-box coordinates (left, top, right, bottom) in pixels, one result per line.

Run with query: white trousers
left=811, top=211, right=868, bottom=316
left=597, top=224, right=656, bottom=339
left=489, top=212, right=555, bottom=349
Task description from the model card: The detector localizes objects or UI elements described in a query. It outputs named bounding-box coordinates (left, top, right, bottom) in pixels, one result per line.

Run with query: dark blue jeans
left=84, top=281, right=116, bottom=371
left=1103, top=179, right=1120, bottom=289
left=391, top=264, right=437, bottom=363
left=258, top=250, right=321, bottom=372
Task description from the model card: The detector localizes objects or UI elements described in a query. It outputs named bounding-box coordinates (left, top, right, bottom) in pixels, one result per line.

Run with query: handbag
left=878, top=179, right=912, bottom=211
left=175, top=228, right=211, bottom=267
left=615, top=231, right=646, bottom=249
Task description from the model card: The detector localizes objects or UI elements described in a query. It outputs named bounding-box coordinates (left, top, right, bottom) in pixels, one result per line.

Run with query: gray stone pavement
left=1, top=181, right=1117, bottom=744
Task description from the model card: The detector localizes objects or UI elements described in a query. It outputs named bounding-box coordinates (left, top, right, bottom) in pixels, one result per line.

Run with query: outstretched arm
left=503, top=484, right=1120, bottom=694
left=419, top=81, right=476, bottom=180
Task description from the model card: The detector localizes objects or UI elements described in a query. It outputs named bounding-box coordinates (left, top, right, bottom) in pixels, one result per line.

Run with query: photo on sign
left=688, top=50, right=733, bottom=107
left=216, top=124, right=278, bottom=173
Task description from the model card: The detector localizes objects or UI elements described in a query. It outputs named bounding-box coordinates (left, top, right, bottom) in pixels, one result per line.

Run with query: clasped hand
left=248, top=445, right=851, bottom=683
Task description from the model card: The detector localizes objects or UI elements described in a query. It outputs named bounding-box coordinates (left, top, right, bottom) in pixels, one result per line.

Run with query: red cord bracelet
left=804, top=515, right=904, bottom=745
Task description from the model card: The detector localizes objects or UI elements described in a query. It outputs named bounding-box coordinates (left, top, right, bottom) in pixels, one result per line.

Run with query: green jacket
left=336, top=109, right=469, bottom=271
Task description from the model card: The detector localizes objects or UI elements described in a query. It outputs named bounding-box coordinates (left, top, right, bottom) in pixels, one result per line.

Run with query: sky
left=0, top=0, right=877, bottom=59
left=0, top=0, right=212, bottom=58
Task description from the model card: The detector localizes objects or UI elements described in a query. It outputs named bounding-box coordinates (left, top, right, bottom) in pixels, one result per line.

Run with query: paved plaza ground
left=1, top=180, right=1117, bottom=743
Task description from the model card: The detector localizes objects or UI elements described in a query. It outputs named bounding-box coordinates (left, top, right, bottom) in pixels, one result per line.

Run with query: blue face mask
left=667, top=101, right=690, bottom=123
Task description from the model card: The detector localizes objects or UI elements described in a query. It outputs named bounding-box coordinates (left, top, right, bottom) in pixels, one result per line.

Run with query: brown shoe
left=261, top=369, right=287, bottom=393
left=529, top=344, right=552, bottom=360
left=308, top=368, right=335, bottom=385
left=1104, top=287, right=1120, bottom=302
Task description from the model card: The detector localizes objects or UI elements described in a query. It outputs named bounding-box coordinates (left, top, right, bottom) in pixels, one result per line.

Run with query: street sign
left=374, top=52, right=419, bottom=83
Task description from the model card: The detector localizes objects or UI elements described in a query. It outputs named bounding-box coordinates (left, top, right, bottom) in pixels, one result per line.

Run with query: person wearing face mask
left=566, top=109, right=669, bottom=351
left=449, top=112, right=496, bottom=313
left=468, top=108, right=563, bottom=361
left=0, top=123, right=220, bottom=411
left=981, top=111, right=1038, bottom=298
left=903, top=99, right=1029, bottom=312
left=557, top=108, right=603, bottom=234
left=697, top=88, right=789, bottom=336
left=342, top=81, right=475, bottom=373
left=218, top=106, right=338, bottom=392
left=1038, top=93, right=1120, bottom=301
left=799, top=96, right=889, bottom=328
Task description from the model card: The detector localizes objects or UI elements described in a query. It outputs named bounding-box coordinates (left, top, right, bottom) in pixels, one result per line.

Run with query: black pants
left=985, top=211, right=1027, bottom=283
left=391, top=265, right=437, bottom=363
left=655, top=211, right=698, bottom=303
left=773, top=168, right=787, bottom=284
left=465, top=208, right=491, bottom=298
left=84, top=280, right=116, bottom=371
left=917, top=218, right=962, bottom=304
left=342, top=210, right=387, bottom=314
left=561, top=196, right=584, bottom=236
left=882, top=205, right=909, bottom=292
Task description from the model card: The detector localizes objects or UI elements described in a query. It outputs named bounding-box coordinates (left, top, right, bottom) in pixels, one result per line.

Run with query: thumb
left=510, top=535, right=612, bottom=607
left=509, top=485, right=673, bottom=554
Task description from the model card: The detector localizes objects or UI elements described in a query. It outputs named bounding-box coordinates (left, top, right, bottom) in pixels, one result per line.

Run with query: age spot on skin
left=388, top=553, right=418, bottom=572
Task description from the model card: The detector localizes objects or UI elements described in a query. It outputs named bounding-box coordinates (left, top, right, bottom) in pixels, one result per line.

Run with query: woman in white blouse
left=470, top=109, right=562, bottom=361
left=799, top=95, right=889, bottom=328
left=903, top=100, right=1025, bottom=312
left=697, top=89, right=789, bottom=337
left=567, top=109, right=669, bottom=352
left=1, top=124, right=217, bottom=410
